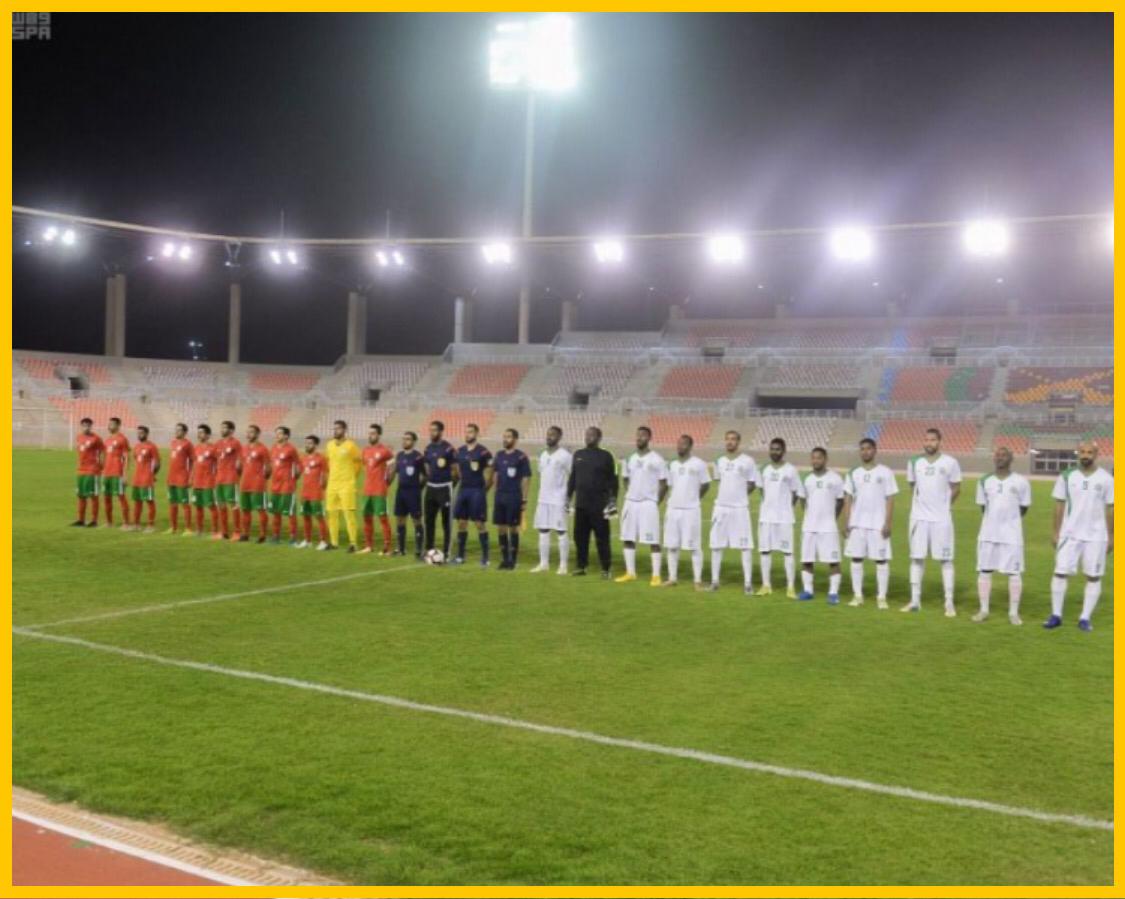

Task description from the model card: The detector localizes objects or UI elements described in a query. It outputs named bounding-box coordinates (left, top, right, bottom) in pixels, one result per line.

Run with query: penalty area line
left=12, top=626, right=1113, bottom=834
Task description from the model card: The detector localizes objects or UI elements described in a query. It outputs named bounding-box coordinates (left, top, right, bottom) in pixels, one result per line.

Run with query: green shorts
left=168, top=485, right=190, bottom=504
left=216, top=483, right=238, bottom=504
left=191, top=488, right=216, bottom=508
left=267, top=492, right=297, bottom=516
left=75, top=475, right=100, bottom=498
left=300, top=499, right=325, bottom=517
left=102, top=476, right=125, bottom=497
left=362, top=495, right=388, bottom=517
left=239, top=491, right=265, bottom=512
left=130, top=485, right=155, bottom=502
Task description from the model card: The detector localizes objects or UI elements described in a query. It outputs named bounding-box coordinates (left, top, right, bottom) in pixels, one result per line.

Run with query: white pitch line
left=13, top=627, right=1113, bottom=834
left=13, top=809, right=255, bottom=886
left=19, top=562, right=423, bottom=631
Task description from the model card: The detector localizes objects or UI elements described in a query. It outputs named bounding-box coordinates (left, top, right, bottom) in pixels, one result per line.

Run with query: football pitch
left=12, top=448, right=1112, bottom=885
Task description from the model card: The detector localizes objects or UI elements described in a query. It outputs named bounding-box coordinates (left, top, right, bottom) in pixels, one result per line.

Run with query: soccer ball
left=424, top=548, right=445, bottom=566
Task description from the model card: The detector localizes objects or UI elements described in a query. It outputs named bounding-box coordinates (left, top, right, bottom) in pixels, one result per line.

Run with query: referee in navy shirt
left=422, top=420, right=456, bottom=556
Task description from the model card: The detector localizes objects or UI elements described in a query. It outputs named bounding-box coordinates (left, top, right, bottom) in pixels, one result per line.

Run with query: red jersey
left=362, top=443, right=394, bottom=496
left=167, top=438, right=194, bottom=487
left=240, top=442, right=270, bottom=493
left=300, top=452, right=329, bottom=501
left=103, top=433, right=130, bottom=478
left=269, top=443, right=300, bottom=494
left=215, top=436, right=243, bottom=485
left=132, top=441, right=161, bottom=488
left=76, top=432, right=105, bottom=475
left=191, top=442, right=219, bottom=490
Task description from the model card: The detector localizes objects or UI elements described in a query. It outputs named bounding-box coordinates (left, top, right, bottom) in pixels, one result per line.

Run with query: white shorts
left=620, top=499, right=661, bottom=545
left=977, top=540, right=1024, bottom=575
left=1054, top=538, right=1107, bottom=578
left=758, top=521, right=794, bottom=554
left=801, top=530, right=842, bottom=564
left=844, top=527, right=892, bottom=561
left=663, top=507, right=702, bottom=550
left=533, top=501, right=567, bottom=532
left=710, top=505, right=753, bottom=550
left=909, top=520, right=954, bottom=561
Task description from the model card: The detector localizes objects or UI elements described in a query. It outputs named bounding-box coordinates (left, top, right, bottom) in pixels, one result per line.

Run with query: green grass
left=13, top=448, right=1113, bottom=885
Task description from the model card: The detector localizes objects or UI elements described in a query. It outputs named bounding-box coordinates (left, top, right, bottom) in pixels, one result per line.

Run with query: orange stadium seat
left=49, top=397, right=139, bottom=430
left=1004, top=367, right=1112, bottom=406
left=658, top=365, right=742, bottom=399
left=21, top=356, right=112, bottom=385
left=427, top=409, right=498, bottom=441
left=248, top=371, right=321, bottom=392
left=249, top=405, right=291, bottom=433
left=447, top=365, right=529, bottom=397
left=872, top=420, right=979, bottom=454
left=643, top=415, right=716, bottom=447
left=889, top=367, right=993, bottom=403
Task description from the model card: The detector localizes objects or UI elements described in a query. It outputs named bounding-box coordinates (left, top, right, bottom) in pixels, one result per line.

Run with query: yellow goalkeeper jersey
left=325, top=438, right=362, bottom=487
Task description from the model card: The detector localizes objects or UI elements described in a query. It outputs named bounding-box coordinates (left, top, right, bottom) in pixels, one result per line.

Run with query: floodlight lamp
left=963, top=219, right=1010, bottom=257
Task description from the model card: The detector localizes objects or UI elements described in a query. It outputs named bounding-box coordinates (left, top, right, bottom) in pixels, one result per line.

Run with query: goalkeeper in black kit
left=567, top=426, right=618, bottom=578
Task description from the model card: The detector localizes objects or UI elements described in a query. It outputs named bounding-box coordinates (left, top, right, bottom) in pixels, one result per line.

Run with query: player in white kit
left=755, top=437, right=805, bottom=598
left=797, top=448, right=844, bottom=603
left=530, top=425, right=573, bottom=575
left=615, top=426, right=669, bottom=586
left=1045, top=441, right=1114, bottom=632
left=973, top=445, right=1031, bottom=625
left=842, top=438, right=898, bottom=609
left=708, top=430, right=758, bottom=594
left=903, top=427, right=962, bottom=616
left=661, top=434, right=711, bottom=590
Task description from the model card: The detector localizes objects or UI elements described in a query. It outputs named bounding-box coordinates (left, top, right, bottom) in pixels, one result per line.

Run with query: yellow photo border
left=2, top=5, right=1117, bottom=897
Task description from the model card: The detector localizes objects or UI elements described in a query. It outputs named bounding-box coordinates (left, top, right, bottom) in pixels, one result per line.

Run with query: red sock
left=272, top=512, right=282, bottom=538
left=77, top=497, right=87, bottom=523
left=170, top=504, right=179, bottom=530
left=91, top=495, right=100, bottom=523
left=195, top=507, right=204, bottom=532
left=303, top=516, right=312, bottom=542
left=104, top=495, right=114, bottom=524
left=219, top=506, right=229, bottom=536
left=289, top=516, right=298, bottom=539
left=319, top=518, right=329, bottom=542
left=259, top=510, right=268, bottom=536
left=210, top=507, right=220, bottom=533
left=379, top=515, right=392, bottom=549
left=182, top=505, right=192, bottom=530
left=133, top=500, right=142, bottom=524
left=119, top=495, right=131, bottom=524
left=147, top=501, right=156, bottom=525
left=363, top=516, right=374, bottom=549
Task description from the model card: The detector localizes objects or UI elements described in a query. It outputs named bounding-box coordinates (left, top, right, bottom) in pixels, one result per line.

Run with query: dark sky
left=14, top=13, right=1113, bottom=363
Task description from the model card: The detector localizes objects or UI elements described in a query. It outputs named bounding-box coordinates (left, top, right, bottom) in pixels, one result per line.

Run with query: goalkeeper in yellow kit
left=324, top=419, right=363, bottom=552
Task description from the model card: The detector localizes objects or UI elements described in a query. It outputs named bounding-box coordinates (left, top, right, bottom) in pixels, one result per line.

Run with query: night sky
left=13, top=13, right=1113, bottom=364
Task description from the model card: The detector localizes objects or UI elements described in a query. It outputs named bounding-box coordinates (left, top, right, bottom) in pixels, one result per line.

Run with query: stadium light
left=489, top=15, right=577, bottom=92
left=39, top=224, right=77, bottom=247
left=158, top=240, right=195, bottom=263
left=267, top=246, right=301, bottom=267
left=375, top=248, right=407, bottom=269
left=707, top=233, right=745, bottom=264
left=593, top=239, right=624, bottom=264
left=481, top=242, right=513, bottom=265
left=829, top=226, right=875, bottom=262
left=963, top=219, right=1010, bottom=257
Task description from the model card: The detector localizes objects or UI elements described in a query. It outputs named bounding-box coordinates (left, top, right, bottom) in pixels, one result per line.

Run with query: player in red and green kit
left=360, top=423, right=395, bottom=555
left=190, top=424, right=221, bottom=539
left=130, top=425, right=160, bottom=532
left=165, top=422, right=194, bottom=534
left=268, top=426, right=301, bottom=544
left=72, top=417, right=104, bottom=528
left=215, top=419, right=243, bottom=540
left=297, top=435, right=332, bottom=550
left=102, top=416, right=132, bottom=529
left=239, top=424, right=271, bottom=543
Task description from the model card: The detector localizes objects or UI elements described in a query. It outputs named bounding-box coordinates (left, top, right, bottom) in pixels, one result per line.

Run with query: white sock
left=977, top=573, right=992, bottom=614
left=1051, top=575, right=1067, bottom=616
left=941, top=561, right=955, bottom=603
left=801, top=569, right=814, bottom=593
left=1008, top=573, right=1022, bottom=616
left=909, top=560, right=923, bottom=604
left=557, top=532, right=569, bottom=568
left=651, top=550, right=662, bottom=580
left=829, top=571, right=841, bottom=595
left=784, top=554, right=795, bottom=589
left=741, top=550, right=753, bottom=588
left=538, top=532, right=551, bottom=567
left=760, top=553, right=771, bottom=589
left=711, top=550, right=723, bottom=585
left=876, top=562, right=889, bottom=600
left=623, top=546, right=636, bottom=576
left=666, top=549, right=679, bottom=582
left=691, top=549, right=703, bottom=584
left=1081, top=580, right=1102, bottom=621
left=850, top=561, right=864, bottom=598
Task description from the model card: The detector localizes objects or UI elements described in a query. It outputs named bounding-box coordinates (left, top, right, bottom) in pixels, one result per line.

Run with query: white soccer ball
left=424, top=548, right=445, bottom=566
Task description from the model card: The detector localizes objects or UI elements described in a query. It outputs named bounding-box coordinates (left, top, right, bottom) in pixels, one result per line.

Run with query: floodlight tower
left=489, top=14, right=577, bottom=344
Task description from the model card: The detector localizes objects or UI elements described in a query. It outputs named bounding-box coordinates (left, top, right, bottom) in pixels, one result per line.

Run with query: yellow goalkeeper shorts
left=325, top=486, right=357, bottom=512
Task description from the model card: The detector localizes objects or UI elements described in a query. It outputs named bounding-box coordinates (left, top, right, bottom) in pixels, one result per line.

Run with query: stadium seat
left=1004, top=368, right=1112, bottom=406
left=330, top=360, right=431, bottom=398
left=658, top=365, right=742, bottom=399
left=140, top=363, right=218, bottom=389
left=758, top=364, right=861, bottom=389
left=248, top=371, right=321, bottom=392
left=643, top=415, right=717, bottom=448
left=48, top=397, right=139, bottom=429
left=542, top=364, right=636, bottom=398
left=447, top=365, right=530, bottom=397
left=249, top=405, right=291, bottom=433
left=427, top=409, right=498, bottom=441
left=752, top=417, right=838, bottom=453
left=530, top=411, right=604, bottom=442
left=869, top=420, right=980, bottom=454
left=20, top=356, right=112, bottom=385
left=887, top=367, right=993, bottom=403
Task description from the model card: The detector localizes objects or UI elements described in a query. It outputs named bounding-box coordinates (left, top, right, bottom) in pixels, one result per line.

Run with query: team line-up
left=70, top=416, right=1112, bottom=631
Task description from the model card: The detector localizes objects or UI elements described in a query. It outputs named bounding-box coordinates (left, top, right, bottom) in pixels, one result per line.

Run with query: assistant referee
left=567, top=426, right=618, bottom=578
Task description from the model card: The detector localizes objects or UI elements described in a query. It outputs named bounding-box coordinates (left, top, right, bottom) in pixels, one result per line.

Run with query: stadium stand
left=992, top=425, right=1033, bottom=455
left=530, top=410, right=604, bottom=442
left=752, top=417, right=838, bottom=452
left=20, top=356, right=112, bottom=385
left=867, top=420, right=980, bottom=454
left=887, top=366, right=994, bottom=403
left=1004, top=367, right=1113, bottom=406
left=642, top=415, right=717, bottom=448
left=541, top=364, right=636, bottom=399
left=447, top=364, right=530, bottom=397
left=248, top=370, right=321, bottom=392
left=249, top=405, right=291, bottom=433
left=757, top=364, right=862, bottom=389
left=48, top=397, right=139, bottom=429
left=426, top=409, right=498, bottom=440
left=790, top=327, right=884, bottom=350
left=555, top=331, right=661, bottom=350
left=658, top=365, right=742, bottom=399
left=141, top=363, right=218, bottom=389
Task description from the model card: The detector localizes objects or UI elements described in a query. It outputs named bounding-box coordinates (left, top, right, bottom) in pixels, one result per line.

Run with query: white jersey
left=844, top=464, right=899, bottom=531
left=623, top=451, right=669, bottom=503
left=975, top=472, right=1031, bottom=545
left=758, top=462, right=804, bottom=525
left=714, top=454, right=758, bottom=508
left=668, top=456, right=711, bottom=509
left=801, top=470, right=845, bottom=534
left=907, top=453, right=962, bottom=524
left=1053, top=467, right=1114, bottom=542
left=536, top=447, right=573, bottom=507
